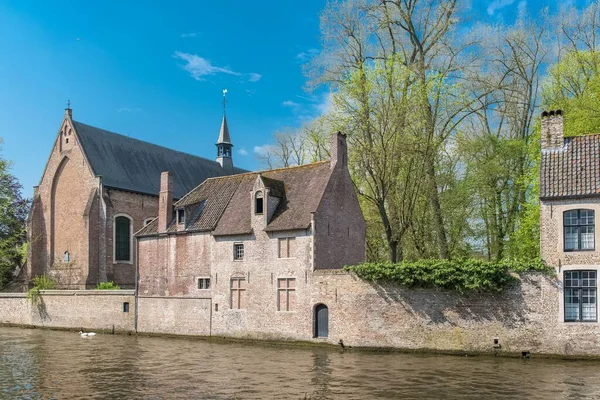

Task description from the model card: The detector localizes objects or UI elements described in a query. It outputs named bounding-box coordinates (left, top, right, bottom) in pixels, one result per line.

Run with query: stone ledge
left=38, top=290, right=135, bottom=296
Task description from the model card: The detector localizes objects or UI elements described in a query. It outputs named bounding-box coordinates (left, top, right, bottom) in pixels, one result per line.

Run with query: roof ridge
left=200, top=160, right=330, bottom=184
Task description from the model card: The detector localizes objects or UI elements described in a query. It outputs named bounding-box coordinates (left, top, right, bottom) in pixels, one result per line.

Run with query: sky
left=0, top=0, right=585, bottom=198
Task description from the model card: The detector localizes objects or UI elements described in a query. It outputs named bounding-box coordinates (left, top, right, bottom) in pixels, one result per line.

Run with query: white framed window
left=113, top=213, right=133, bottom=263
left=177, top=209, right=185, bottom=225
left=234, top=243, right=244, bottom=261
left=278, top=237, right=296, bottom=258
left=197, top=277, right=211, bottom=290
left=143, top=218, right=154, bottom=226
left=277, top=278, right=296, bottom=311
left=564, top=270, right=597, bottom=322
left=255, top=191, right=263, bottom=215
left=564, top=209, right=595, bottom=251
left=230, top=277, right=247, bottom=309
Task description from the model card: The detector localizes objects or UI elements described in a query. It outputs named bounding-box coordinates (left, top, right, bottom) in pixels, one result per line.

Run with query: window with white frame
left=564, top=209, right=595, bottom=251
left=230, top=277, right=247, bottom=309
left=234, top=243, right=244, bottom=261
left=143, top=218, right=154, bottom=226
left=564, top=270, right=597, bottom=322
left=197, top=277, right=211, bottom=290
left=278, top=237, right=296, bottom=258
left=114, top=215, right=132, bottom=262
left=277, top=278, right=296, bottom=311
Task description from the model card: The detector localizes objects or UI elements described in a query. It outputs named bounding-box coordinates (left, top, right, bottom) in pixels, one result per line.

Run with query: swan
left=79, top=330, right=96, bottom=338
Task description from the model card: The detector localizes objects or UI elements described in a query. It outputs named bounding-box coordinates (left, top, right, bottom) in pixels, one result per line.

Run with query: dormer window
left=255, top=191, right=264, bottom=215
left=177, top=209, right=185, bottom=224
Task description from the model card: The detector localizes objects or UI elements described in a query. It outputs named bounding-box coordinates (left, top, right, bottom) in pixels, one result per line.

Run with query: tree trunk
left=426, top=154, right=450, bottom=259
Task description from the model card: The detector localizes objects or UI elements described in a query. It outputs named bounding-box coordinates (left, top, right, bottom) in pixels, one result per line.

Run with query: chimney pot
left=158, top=171, right=173, bottom=233
left=330, top=131, right=348, bottom=169
left=541, top=110, right=564, bottom=151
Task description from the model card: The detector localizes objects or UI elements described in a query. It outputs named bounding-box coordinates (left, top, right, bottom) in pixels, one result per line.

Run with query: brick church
left=26, top=105, right=244, bottom=289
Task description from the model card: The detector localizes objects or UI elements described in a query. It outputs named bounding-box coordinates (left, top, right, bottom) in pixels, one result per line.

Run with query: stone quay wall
left=0, top=290, right=135, bottom=332
left=1, top=272, right=599, bottom=357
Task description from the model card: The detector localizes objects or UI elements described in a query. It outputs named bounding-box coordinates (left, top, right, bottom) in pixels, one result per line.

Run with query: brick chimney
left=541, top=110, right=564, bottom=150
left=330, top=131, right=348, bottom=169
left=158, top=171, right=173, bottom=233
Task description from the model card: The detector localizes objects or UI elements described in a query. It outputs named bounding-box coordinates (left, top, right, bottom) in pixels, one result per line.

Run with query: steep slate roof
left=216, top=115, right=231, bottom=144
left=73, top=121, right=245, bottom=198
left=540, top=134, right=600, bottom=199
left=136, top=161, right=332, bottom=237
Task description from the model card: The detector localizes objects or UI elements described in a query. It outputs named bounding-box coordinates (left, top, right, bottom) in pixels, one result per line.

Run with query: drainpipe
left=134, top=237, right=139, bottom=333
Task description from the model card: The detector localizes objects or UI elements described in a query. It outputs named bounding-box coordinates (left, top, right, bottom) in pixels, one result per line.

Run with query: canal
left=1, top=327, right=600, bottom=399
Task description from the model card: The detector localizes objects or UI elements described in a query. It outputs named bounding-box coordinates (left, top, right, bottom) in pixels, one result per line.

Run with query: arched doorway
left=314, top=304, right=329, bottom=338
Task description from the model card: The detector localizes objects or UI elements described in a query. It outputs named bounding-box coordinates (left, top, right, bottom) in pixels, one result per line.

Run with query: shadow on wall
left=366, top=273, right=555, bottom=329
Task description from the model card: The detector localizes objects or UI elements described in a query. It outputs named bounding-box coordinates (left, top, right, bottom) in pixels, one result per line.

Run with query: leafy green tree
left=0, top=145, right=30, bottom=290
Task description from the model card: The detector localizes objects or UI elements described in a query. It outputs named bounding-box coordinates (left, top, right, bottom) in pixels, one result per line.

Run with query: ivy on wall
left=344, top=259, right=553, bottom=293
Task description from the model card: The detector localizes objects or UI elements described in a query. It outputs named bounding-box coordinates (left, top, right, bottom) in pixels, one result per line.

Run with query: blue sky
left=0, top=0, right=584, bottom=197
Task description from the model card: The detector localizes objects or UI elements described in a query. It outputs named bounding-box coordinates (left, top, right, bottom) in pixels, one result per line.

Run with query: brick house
left=26, top=107, right=243, bottom=289
left=540, top=110, right=600, bottom=323
left=135, top=132, right=366, bottom=339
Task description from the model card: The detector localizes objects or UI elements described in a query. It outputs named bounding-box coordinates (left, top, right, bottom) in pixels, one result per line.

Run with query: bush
left=26, top=274, right=56, bottom=303
left=96, top=281, right=120, bottom=290
left=343, top=259, right=553, bottom=293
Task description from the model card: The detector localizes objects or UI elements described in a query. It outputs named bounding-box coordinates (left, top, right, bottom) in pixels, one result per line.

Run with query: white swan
left=79, top=330, right=96, bottom=338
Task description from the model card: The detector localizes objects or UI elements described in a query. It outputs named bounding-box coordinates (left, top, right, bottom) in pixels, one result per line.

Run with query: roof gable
left=73, top=121, right=245, bottom=198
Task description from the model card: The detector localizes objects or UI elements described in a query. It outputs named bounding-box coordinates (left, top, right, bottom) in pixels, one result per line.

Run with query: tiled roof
left=136, top=161, right=332, bottom=237
left=73, top=121, right=245, bottom=198
left=540, top=134, right=600, bottom=199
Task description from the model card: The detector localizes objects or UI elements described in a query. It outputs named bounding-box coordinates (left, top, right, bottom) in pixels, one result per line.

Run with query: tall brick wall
left=314, top=165, right=366, bottom=269
left=29, top=115, right=99, bottom=289
left=0, top=290, right=134, bottom=332
left=105, top=189, right=158, bottom=288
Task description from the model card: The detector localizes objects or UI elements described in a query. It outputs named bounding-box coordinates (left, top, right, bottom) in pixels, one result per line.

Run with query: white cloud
left=487, top=0, right=516, bottom=15
left=116, top=107, right=142, bottom=113
left=282, top=100, right=300, bottom=107
left=238, top=148, right=249, bottom=156
left=180, top=32, right=199, bottom=38
left=248, top=73, right=262, bottom=82
left=173, top=51, right=241, bottom=80
left=253, top=145, right=270, bottom=156
left=295, top=48, right=319, bottom=61
left=517, top=0, right=526, bottom=14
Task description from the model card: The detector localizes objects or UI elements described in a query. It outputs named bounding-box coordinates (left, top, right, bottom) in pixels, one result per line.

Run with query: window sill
left=562, top=321, right=599, bottom=325
left=113, top=260, right=133, bottom=265
left=233, top=259, right=244, bottom=262
left=278, top=257, right=297, bottom=260
left=564, top=249, right=595, bottom=253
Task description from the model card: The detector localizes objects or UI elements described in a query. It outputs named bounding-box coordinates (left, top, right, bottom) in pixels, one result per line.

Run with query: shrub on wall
left=26, top=274, right=56, bottom=304
left=344, top=259, right=553, bottom=293
left=96, top=281, right=120, bottom=290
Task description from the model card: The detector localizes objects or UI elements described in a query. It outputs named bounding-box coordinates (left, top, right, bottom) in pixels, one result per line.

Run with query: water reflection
left=2, top=327, right=600, bottom=399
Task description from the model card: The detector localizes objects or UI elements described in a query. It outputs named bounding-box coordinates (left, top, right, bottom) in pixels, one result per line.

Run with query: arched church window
left=64, top=251, right=70, bottom=262
left=114, top=215, right=132, bottom=262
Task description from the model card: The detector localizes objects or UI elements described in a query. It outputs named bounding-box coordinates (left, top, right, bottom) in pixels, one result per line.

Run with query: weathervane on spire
left=222, top=89, right=228, bottom=115
left=66, top=99, right=71, bottom=110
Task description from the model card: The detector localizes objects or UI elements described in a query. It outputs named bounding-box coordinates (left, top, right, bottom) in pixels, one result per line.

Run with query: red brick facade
left=26, top=109, right=234, bottom=289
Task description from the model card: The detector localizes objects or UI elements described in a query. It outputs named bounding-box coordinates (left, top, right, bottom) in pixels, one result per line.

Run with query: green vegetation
left=96, top=281, right=120, bottom=290
left=258, top=1, right=600, bottom=265
left=26, top=275, right=56, bottom=304
left=344, top=259, right=553, bottom=293
left=0, top=140, right=29, bottom=290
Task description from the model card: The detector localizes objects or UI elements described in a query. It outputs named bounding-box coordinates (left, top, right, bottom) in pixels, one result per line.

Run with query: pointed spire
left=216, top=89, right=232, bottom=144
left=217, top=114, right=232, bottom=144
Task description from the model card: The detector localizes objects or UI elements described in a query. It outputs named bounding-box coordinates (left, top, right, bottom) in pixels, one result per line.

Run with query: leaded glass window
left=564, top=270, right=597, bottom=322
left=115, top=216, right=131, bottom=262
left=564, top=210, right=595, bottom=251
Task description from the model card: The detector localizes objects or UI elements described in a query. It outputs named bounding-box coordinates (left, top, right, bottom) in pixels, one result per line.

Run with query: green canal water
left=1, top=327, right=600, bottom=399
